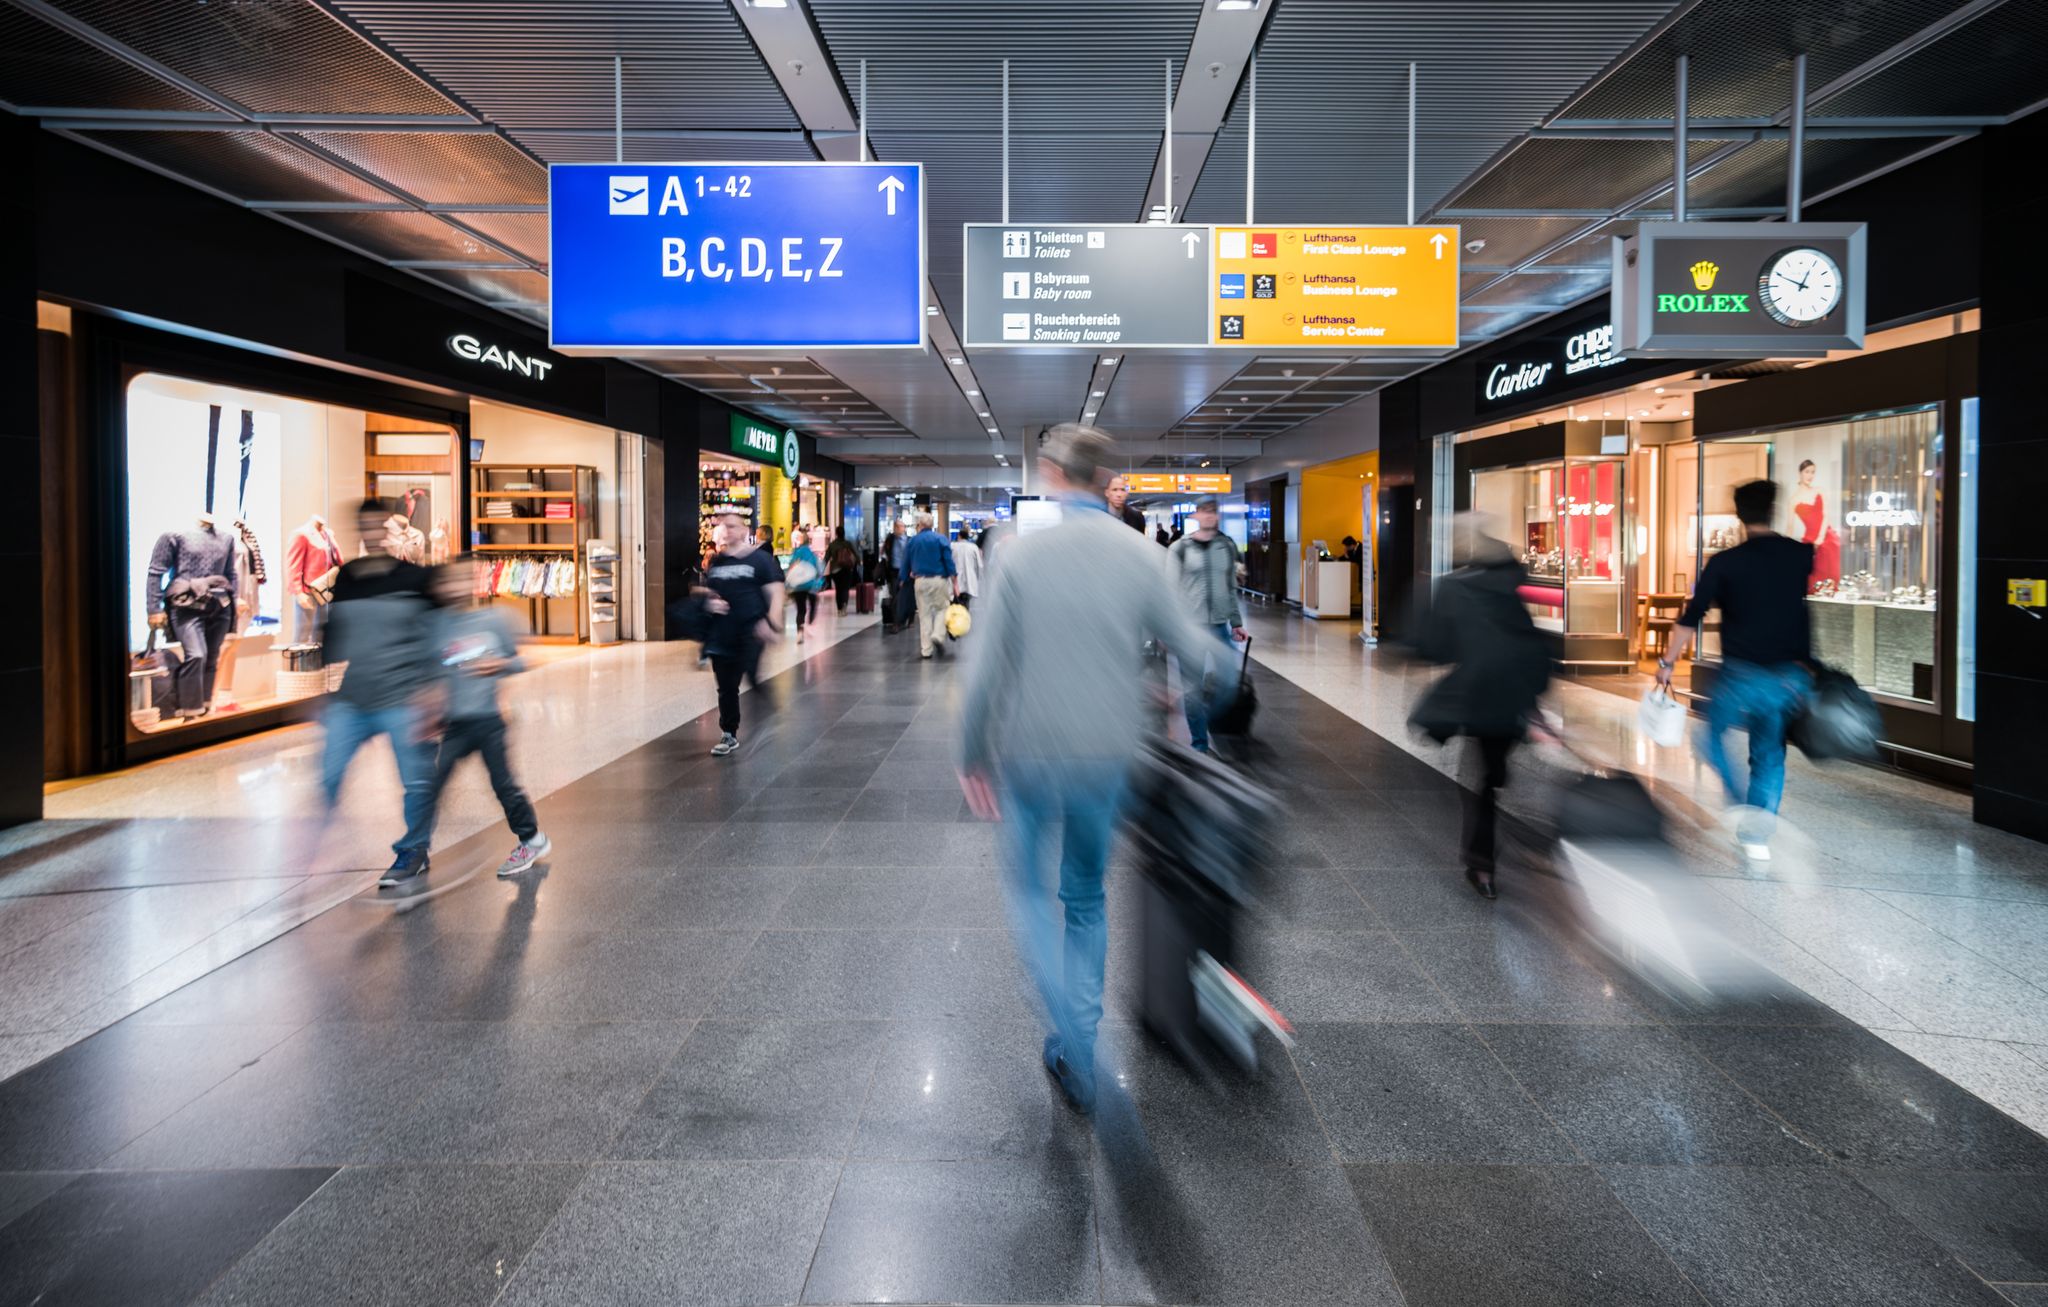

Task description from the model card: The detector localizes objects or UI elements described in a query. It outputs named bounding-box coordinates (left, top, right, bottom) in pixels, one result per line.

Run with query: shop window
left=1694, top=407, right=1941, bottom=703
left=1957, top=398, right=1979, bottom=721
left=1563, top=458, right=1626, bottom=639
left=1471, top=463, right=1563, bottom=631
left=125, top=373, right=404, bottom=735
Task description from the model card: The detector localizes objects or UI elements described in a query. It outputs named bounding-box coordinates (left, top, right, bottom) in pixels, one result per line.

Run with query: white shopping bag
left=1638, top=687, right=1688, bottom=748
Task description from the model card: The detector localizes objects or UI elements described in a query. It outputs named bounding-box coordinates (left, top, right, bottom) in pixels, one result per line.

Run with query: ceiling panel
left=407, top=266, right=551, bottom=312
left=443, top=211, right=549, bottom=264
left=331, top=0, right=798, bottom=130
left=0, top=7, right=216, bottom=112
left=291, top=129, right=545, bottom=205
left=1452, top=137, right=1728, bottom=212
left=71, top=128, right=399, bottom=202
left=1817, top=2, right=2048, bottom=118
left=1563, top=0, right=1980, bottom=120
left=280, top=209, right=523, bottom=264
left=46, top=0, right=464, bottom=116
left=510, top=129, right=818, bottom=165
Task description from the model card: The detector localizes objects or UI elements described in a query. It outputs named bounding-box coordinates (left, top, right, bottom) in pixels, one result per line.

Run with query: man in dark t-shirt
left=699, top=509, right=786, bottom=757
left=1658, top=478, right=1814, bottom=856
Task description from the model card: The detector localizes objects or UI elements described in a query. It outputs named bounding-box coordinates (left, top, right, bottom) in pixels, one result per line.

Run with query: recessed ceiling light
left=1577, top=415, right=1590, bottom=422
left=949, top=357, right=965, bottom=365
left=966, top=389, right=979, bottom=396
left=1681, top=409, right=1691, bottom=417
left=926, top=305, right=939, bottom=316
left=1603, top=410, right=1611, bottom=416
left=1100, top=356, right=1120, bottom=366
left=986, top=426, right=998, bottom=433
left=1091, top=390, right=1104, bottom=397
left=1653, top=386, right=1664, bottom=393
left=1217, top=0, right=1255, bottom=9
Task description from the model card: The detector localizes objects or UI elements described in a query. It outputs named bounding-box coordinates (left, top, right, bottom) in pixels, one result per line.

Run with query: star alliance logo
left=609, top=176, right=649, bottom=215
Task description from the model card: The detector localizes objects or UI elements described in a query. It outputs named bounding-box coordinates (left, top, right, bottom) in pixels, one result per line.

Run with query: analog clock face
left=1759, top=247, right=1843, bottom=326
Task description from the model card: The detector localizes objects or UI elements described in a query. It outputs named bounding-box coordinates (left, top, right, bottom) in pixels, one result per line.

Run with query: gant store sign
left=447, top=333, right=556, bottom=380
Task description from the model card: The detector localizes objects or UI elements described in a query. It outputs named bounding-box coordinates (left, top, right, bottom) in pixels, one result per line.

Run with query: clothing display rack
left=469, top=463, right=596, bottom=643
left=588, top=540, right=619, bottom=646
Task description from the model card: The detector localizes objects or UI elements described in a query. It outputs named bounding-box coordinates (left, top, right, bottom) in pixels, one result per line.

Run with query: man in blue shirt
left=885, top=521, right=912, bottom=633
left=900, top=512, right=958, bottom=658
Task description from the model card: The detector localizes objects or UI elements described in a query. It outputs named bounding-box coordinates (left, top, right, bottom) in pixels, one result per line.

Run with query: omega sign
left=448, top=333, right=554, bottom=381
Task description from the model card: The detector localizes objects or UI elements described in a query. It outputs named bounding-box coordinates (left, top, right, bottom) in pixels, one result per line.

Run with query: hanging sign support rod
left=1246, top=54, right=1256, bottom=224
left=1673, top=54, right=1689, bottom=221
left=1406, top=61, right=1417, bottom=225
left=613, top=55, right=622, bottom=163
left=1002, top=59, right=1010, bottom=224
left=1787, top=52, right=1808, bottom=220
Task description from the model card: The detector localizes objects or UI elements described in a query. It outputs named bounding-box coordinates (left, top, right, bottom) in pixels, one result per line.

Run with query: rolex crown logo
left=1689, top=260, right=1720, bottom=291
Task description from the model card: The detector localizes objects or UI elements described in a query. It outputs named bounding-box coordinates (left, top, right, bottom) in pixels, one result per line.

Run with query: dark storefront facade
left=1377, top=114, right=2048, bottom=840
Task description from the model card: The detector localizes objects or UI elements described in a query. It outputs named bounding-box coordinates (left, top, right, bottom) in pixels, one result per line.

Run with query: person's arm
left=957, top=559, right=1018, bottom=819
left=1225, top=540, right=1246, bottom=634
left=1659, top=561, right=1720, bottom=687
left=146, top=533, right=179, bottom=624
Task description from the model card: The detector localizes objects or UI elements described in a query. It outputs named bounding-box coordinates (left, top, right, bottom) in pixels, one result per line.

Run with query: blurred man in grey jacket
left=958, top=424, right=1221, bottom=1111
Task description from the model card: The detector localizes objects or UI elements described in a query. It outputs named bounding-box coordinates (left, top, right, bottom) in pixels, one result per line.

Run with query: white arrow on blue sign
left=548, top=161, right=926, bottom=352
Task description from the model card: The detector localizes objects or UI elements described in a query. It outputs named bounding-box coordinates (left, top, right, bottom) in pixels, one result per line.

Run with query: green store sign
left=1657, top=292, right=1751, bottom=314
left=729, top=415, right=802, bottom=478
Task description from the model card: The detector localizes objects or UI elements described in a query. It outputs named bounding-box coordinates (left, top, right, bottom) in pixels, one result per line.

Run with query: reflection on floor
left=0, top=612, right=2042, bottom=1305
left=1244, top=605, right=2048, bottom=1137
left=0, top=608, right=879, bottom=1078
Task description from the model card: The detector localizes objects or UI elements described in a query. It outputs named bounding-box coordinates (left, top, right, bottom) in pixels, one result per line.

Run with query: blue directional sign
left=548, top=162, right=925, bottom=352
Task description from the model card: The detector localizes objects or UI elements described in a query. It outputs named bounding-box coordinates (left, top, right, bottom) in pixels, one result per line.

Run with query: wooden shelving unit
left=469, top=463, right=596, bottom=644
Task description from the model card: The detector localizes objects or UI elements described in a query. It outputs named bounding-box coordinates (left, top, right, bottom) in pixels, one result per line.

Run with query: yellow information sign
left=1123, top=473, right=1233, bottom=495
left=1210, top=225, right=1460, bottom=349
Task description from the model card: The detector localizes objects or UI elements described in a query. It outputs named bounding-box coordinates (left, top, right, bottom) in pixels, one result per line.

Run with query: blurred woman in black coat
left=1411, top=515, right=1554, bottom=899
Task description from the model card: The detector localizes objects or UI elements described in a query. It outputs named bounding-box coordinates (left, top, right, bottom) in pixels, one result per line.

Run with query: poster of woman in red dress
left=1792, top=458, right=1841, bottom=592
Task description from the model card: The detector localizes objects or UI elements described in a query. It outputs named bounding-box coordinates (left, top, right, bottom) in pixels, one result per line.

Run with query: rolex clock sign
left=1612, top=222, right=1865, bottom=355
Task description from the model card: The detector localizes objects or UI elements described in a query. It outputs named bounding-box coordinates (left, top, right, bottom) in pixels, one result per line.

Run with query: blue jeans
left=1181, top=624, right=1239, bottom=751
left=1699, top=659, right=1812, bottom=824
left=999, top=757, right=1129, bottom=1082
left=321, top=699, right=437, bottom=854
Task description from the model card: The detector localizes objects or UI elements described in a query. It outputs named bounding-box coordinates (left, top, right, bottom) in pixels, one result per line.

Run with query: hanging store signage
left=1473, top=310, right=1627, bottom=413
left=1122, top=472, right=1233, bottom=494
left=342, top=272, right=606, bottom=419
left=729, top=414, right=801, bottom=477
left=962, top=223, right=1211, bottom=348
left=548, top=162, right=926, bottom=352
left=1209, top=225, right=1459, bottom=350
left=1612, top=221, right=1866, bottom=355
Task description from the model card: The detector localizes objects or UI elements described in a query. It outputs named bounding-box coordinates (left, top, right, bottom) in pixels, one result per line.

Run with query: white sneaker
left=497, top=833, right=551, bottom=877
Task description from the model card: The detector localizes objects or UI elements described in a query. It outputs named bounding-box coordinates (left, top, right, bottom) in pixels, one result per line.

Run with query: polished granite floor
left=2, top=624, right=2046, bottom=1306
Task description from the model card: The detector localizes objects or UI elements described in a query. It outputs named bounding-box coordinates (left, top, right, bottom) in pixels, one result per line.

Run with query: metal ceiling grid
left=509, top=129, right=817, bottom=165
left=1183, top=0, right=1683, bottom=223
left=408, top=265, right=551, bottom=312
left=810, top=349, right=994, bottom=444
left=807, top=1, right=1203, bottom=317
left=280, top=209, right=522, bottom=265
left=71, top=127, right=398, bottom=201
left=443, top=210, right=549, bottom=265
left=291, top=129, right=545, bottom=206
left=1464, top=268, right=1607, bottom=309
left=1097, top=350, right=1250, bottom=439
left=1814, top=2, right=2048, bottom=119
left=43, top=0, right=464, bottom=117
left=0, top=7, right=214, bottom=112
left=1451, top=137, right=1729, bottom=212
left=1561, top=0, right=1983, bottom=120
left=329, top=0, right=799, bottom=131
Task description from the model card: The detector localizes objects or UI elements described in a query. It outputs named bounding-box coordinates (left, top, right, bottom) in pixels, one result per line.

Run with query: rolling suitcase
left=856, top=582, right=876, bottom=614
left=1127, top=739, right=1291, bottom=1068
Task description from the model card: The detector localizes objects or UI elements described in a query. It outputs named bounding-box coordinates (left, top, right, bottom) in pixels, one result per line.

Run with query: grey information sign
left=1613, top=220, right=1867, bottom=355
left=962, top=222, right=1212, bottom=348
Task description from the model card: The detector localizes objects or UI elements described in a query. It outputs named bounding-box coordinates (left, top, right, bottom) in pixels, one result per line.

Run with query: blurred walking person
left=321, top=498, right=442, bottom=887
left=825, top=527, right=862, bottom=614
left=1167, top=499, right=1248, bottom=754
left=1658, top=478, right=1813, bottom=858
left=1106, top=473, right=1148, bottom=535
left=958, top=423, right=1222, bottom=1111
left=699, top=509, right=786, bottom=757
left=786, top=529, right=824, bottom=645
left=425, top=557, right=550, bottom=877
left=903, top=512, right=958, bottom=658
left=952, top=525, right=984, bottom=611
left=885, top=520, right=912, bottom=633
left=1412, top=513, right=1552, bottom=900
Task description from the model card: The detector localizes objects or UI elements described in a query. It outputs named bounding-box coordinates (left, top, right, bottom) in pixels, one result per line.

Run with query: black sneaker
left=710, top=733, right=740, bottom=757
left=379, top=848, right=430, bottom=887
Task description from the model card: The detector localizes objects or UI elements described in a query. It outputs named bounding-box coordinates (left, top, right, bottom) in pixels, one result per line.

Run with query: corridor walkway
left=1, top=621, right=2044, bottom=1306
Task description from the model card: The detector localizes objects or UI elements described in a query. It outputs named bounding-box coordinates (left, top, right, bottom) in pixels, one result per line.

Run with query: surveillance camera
left=1464, top=238, right=1487, bottom=255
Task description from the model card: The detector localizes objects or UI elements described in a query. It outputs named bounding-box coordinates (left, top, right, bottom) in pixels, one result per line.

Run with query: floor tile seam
left=68, top=1016, right=318, bottom=1171
left=43, top=873, right=375, bottom=1034
left=1671, top=1026, right=1910, bottom=1169
left=588, top=1017, right=703, bottom=1169
left=1856, top=892, right=2048, bottom=998
left=1709, top=890, right=1926, bottom=1033
left=794, top=1018, right=891, bottom=1307
left=479, top=1154, right=609, bottom=1307
left=180, top=1162, right=350, bottom=1305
